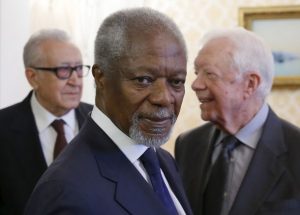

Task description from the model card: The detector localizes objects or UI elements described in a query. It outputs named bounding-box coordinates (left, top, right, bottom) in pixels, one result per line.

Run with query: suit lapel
left=113, top=161, right=169, bottom=215
left=157, top=149, right=193, bottom=215
left=75, top=103, right=91, bottom=128
left=10, top=93, right=47, bottom=184
left=86, top=118, right=170, bottom=215
left=8, top=93, right=90, bottom=190
left=201, top=126, right=220, bottom=190
left=178, top=124, right=219, bottom=215
left=192, top=126, right=220, bottom=215
left=230, top=109, right=287, bottom=215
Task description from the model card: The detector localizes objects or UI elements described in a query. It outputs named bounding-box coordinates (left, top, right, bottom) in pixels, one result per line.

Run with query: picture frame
left=239, top=5, right=300, bottom=86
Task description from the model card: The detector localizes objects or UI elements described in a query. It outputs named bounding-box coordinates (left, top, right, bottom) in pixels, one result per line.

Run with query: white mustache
left=138, top=108, right=175, bottom=119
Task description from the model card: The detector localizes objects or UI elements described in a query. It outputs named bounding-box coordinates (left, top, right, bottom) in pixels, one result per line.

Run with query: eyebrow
left=59, top=61, right=83, bottom=66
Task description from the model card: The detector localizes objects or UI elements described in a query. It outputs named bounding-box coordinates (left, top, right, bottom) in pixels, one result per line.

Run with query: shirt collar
left=91, top=106, right=147, bottom=163
left=218, top=103, right=269, bottom=149
left=236, top=103, right=269, bottom=149
left=30, top=92, right=77, bottom=132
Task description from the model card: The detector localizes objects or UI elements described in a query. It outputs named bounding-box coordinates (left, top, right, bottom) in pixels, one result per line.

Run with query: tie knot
left=140, top=148, right=160, bottom=175
left=221, top=135, right=240, bottom=159
left=51, top=119, right=65, bottom=134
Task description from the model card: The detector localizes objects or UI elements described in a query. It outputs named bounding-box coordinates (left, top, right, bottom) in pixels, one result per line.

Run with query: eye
left=57, top=66, right=71, bottom=72
left=169, top=79, right=185, bottom=88
left=204, top=69, right=218, bottom=80
left=57, top=67, right=71, bottom=78
left=194, top=66, right=200, bottom=75
left=74, top=65, right=83, bottom=71
left=134, top=76, right=153, bottom=85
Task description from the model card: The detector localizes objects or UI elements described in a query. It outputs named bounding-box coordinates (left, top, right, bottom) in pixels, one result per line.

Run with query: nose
left=67, top=70, right=81, bottom=85
left=149, top=80, right=175, bottom=107
left=191, top=73, right=206, bottom=92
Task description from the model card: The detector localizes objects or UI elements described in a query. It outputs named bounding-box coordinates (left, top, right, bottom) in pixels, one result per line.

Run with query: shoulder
left=174, top=123, right=214, bottom=161
left=38, top=137, right=97, bottom=188
left=279, top=118, right=300, bottom=150
left=75, top=102, right=93, bottom=125
left=156, top=147, right=174, bottom=161
left=267, top=109, right=300, bottom=145
left=43, top=119, right=108, bottom=182
left=280, top=118, right=300, bottom=137
left=77, top=102, right=93, bottom=113
left=0, top=101, right=32, bottom=131
left=24, top=179, right=93, bottom=215
left=0, top=92, right=32, bottom=120
left=0, top=101, right=25, bottom=118
left=176, top=122, right=214, bottom=145
left=156, top=147, right=179, bottom=173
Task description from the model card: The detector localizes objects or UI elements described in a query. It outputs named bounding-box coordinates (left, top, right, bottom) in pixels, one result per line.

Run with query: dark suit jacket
left=24, top=116, right=193, bottom=215
left=175, top=108, right=300, bottom=215
left=0, top=91, right=92, bottom=215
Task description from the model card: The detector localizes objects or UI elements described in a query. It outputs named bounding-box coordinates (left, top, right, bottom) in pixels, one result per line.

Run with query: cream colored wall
left=28, top=0, right=300, bottom=154
left=0, top=0, right=30, bottom=108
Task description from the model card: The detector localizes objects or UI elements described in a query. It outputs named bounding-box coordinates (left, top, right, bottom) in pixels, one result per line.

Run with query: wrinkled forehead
left=40, top=40, right=82, bottom=65
left=195, top=37, right=236, bottom=65
left=201, top=37, right=235, bottom=55
left=125, top=31, right=186, bottom=59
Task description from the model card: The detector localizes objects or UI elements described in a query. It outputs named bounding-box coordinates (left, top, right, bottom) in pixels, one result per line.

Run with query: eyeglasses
left=31, top=65, right=90, bottom=80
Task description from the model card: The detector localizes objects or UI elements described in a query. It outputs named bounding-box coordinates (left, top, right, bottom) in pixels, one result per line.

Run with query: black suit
left=175, top=108, right=300, bottom=215
left=0, top=92, right=92, bottom=215
left=24, top=116, right=193, bottom=215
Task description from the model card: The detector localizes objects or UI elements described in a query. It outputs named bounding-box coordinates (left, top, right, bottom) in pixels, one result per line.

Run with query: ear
left=243, top=72, right=261, bottom=99
left=92, top=64, right=105, bottom=89
left=25, top=68, right=39, bottom=90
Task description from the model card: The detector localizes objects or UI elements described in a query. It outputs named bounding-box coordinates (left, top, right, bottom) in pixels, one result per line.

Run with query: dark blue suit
left=25, top=116, right=193, bottom=215
left=175, top=108, right=300, bottom=215
left=0, top=92, right=92, bottom=215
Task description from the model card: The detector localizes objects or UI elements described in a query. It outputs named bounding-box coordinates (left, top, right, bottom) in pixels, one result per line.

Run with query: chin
left=138, top=136, right=169, bottom=148
left=65, top=100, right=81, bottom=108
left=130, top=128, right=171, bottom=148
left=201, top=114, right=210, bottom=122
left=201, top=109, right=217, bottom=121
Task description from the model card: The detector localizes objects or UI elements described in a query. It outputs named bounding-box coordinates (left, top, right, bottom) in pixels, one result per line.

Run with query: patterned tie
left=140, top=148, right=178, bottom=215
left=51, top=119, right=67, bottom=159
left=204, top=135, right=241, bottom=215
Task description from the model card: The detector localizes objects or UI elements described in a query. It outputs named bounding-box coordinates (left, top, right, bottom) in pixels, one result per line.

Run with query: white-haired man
left=0, top=29, right=92, bottom=215
left=175, top=28, right=300, bottom=215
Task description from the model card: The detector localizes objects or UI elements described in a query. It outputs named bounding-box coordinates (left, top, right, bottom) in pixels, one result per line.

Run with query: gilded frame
left=239, top=5, right=300, bottom=86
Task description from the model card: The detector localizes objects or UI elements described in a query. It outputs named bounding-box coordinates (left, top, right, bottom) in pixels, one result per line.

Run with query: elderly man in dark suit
left=24, top=8, right=192, bottom=215
left=0, top=29, right=92, bottom=215
left=175, top=27, right=300, bottom=215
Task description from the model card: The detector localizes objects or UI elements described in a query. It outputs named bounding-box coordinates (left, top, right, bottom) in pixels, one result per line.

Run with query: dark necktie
left=140, top=148, right=178, bottom=215
left=204, top=135, right=241, bottom=215
left=51, top=119, right=67, bottom=159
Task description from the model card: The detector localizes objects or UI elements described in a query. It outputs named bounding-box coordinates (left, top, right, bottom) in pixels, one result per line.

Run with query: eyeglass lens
left=57, top=66, right=88, bottom=79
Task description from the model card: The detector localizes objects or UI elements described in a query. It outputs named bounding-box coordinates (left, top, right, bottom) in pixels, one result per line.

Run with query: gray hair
left=23, top=29, right=71, bottom=67
left=202, top=27, right=274, bottom=99
left=94, top=7, right=187, bottom=75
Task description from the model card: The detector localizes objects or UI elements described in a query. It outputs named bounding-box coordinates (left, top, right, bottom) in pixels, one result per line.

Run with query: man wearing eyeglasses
left=0, top=29, right=92, bottom=215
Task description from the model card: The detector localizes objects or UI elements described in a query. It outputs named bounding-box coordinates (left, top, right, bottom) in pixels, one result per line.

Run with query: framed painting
left=239, top=5, right=300, bottom=86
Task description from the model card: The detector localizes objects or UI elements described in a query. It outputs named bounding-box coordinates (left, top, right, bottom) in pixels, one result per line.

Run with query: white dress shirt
left=91, top=106, right=186, bottom=215
left=30, top=93, right=79, bottom=166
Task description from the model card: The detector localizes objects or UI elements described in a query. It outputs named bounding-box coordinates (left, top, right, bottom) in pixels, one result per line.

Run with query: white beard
left=129, top=108, right=176, bottom=147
